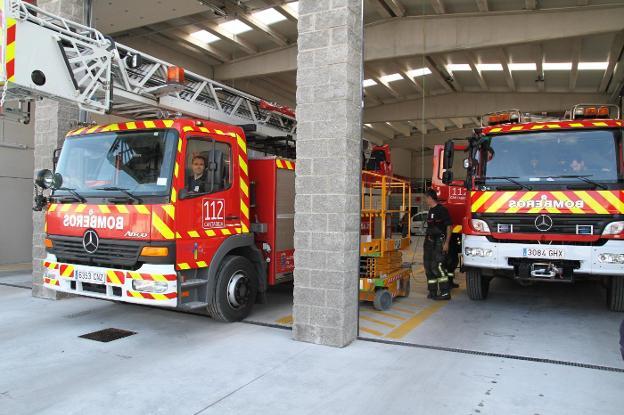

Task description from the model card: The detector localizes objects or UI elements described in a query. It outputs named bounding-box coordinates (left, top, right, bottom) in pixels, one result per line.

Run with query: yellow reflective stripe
left=215, top=129, right=224, bottom=135
left=60, top=204, right=72, bottom=212
left=129, top=272, right=142, bottom=280
left=188, top=230, right=200, bottom=238
left=174, top=162, right=179, bottom=178
left=205, top=230, right=216, bottom=237
left=183, top=126, right=194, bottom=133
left=547, top=124, right=561, bottom=129
left=593, top=122, right=608, bottom=127
left=152, top=214, right=175, bottom=239
left=236, top=134, right=247, bottom=154
left=150, top=274, right=168, bottom=282
left=239, top=155, right=248, bottom=175
left=178, top=263, right=190, bottom=270
left=574, top=191, right=608, bottom=214
left=106, top=270, right=121, bottom=285
left=196, top=261, right=207, bottom=268
left=569, top=123, right=583, bottom=127
left=98, top=205, right=111, bottom=213
left=177, top=139, right=183, bottom=153
left=241, top=223, right=249, bottom=233
left=489, top=127, right=502, bottom=133
left=162, top=204, right=175, bottom=219
left=510, top=126, right=523, bottom=131
left=285, top=160, right=294, bottom=169
left=600, top=191, right=624, bottom=214
left=144, top=120, right=156, bottom=129
left=199, top=126, right=210, bottom=133
left=116, top=205, right=129, bottom=214
left=163, top=120, right=174, bottom=128
left=128, top=291, right=143, bottom=299
left=236, top=227, right=242, bottom=233
left=108, top=124, right=120, bottom=132
left=171, top=188, right=177, bottom=203
left=485, top=192, right=516, bottom=213
left=86, top=126, right=99, bottom=134
left=471, top=192, right=495, bottom=212
left=506, top=191, right=537, bottom=214
left=48, top=204, right=57, bottom=212
left=551, top=191, right=584, bottom=214
left=221, top=229, right=232, bottom=236
left=531, top=124, right=545, bottom=130
left=126, top=122, right=137, bottom=130
left=151, top=294, right=168, bottom=301
left=74, top=204, right=86, bottom=213
left=276, top=159, right=284, bottom=169
left=452, top=225, right=462, bottom=233
left=176, top=232, right=182, bottom=239
left=61, top=265, right=74, bottom=277
left=240, top=178, right=249, bottom=197
left=136, top=205, right=150, bottom=214
left=240, top=200, right=249, bottom=219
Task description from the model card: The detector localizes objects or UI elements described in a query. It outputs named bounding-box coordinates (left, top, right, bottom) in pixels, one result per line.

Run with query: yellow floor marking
left=391, top=306, right=417, bottom=314
left=385, top=302, right=448, bottom=340
left=360, top=326, right=384, bottom=337
left=275, top=315, right=293, bottom=325
left=359, top=315, right=397, bottom=328
left=366, top=310, right=407, bottom=321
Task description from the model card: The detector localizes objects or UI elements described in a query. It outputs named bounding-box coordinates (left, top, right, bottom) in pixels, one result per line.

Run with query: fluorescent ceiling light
left=363, top=79, right=377, bottom=87
left=543, top=62, right=572, bottom=70
left=406, top=67, right=432, bottom=77
left=253, top=8, right=286, bottom=25
left=379, top=73, right=403, bottom=83
left=476, top=63, right=503, bottom=71
left=446, top=64, right=471, bottom=72
left=364, top=123, right=372, bottom=127
left=509, top=63, right=536, bottom=71
left=219, top=19, right=252, bottom=35
left=578, top=61, right=609, bottom=70
left=190, top=30, right=219, bottom=44
left=286, top=1, right=299, bottom=14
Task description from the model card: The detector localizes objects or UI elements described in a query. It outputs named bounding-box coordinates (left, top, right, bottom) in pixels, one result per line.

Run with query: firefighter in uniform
left=423, top=189, right=452, bottom=300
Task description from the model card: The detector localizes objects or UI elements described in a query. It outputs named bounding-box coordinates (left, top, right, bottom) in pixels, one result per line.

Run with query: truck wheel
left=208, top=255, right=258, bottom=322
left=374, top=289, right=392, bottom=311
left=607, top=276, right=624, bottom=312
left=466, top=268, right=490, bottom=300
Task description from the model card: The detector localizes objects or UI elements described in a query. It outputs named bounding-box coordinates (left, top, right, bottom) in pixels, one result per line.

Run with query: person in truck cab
left=187, top=155, right=208, bottom=193
left=423, top=189, right=452, bottom=301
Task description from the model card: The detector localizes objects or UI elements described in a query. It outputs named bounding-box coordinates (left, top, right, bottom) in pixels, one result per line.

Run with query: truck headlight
left=602, top=221, right=624, bottom=236
left=470, top=219, right=491, bottom=233
left=132, top=280, right=168, bottom=293
left=598, top=253, right=624, bottom=264
left=464, top=247, right=492, bottom=257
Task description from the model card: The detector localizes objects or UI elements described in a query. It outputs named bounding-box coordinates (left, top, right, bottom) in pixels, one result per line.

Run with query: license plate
left=76, top=269, right=106, bottom=284
left=522, top=247, right=565, bottom=259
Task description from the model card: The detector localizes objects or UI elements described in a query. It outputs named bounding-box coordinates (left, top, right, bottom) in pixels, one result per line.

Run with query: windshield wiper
left=94, top=186, right=143, bottom=203
left=539, top=175, right=607, bottom=190
left=55, top=187, right=86, bottom=203
left=481, top=176, right=532, bottom=191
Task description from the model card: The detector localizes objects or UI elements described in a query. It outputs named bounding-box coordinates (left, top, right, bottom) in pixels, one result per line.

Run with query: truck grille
left=49, top=235, right=142, bottom=269
left=476, top=214, right=612, bottom=235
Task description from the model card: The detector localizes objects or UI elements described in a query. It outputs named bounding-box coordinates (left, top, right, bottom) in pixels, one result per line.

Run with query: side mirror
left=443, top=140, right=454, bottom=170
left=442, top=170, right=453, bottom=184
left=178, top=188, right=189, bottom=200
left=463, top=158, right=470, bottom=169
left=52, top=148, right=62, bottom=170
left=35, top=169, right=62, bottom=190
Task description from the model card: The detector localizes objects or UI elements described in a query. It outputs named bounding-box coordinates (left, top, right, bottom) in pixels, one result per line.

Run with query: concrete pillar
left=293, top=0, right=363, bottom=347
left=32, top=0, right=86, bottom=299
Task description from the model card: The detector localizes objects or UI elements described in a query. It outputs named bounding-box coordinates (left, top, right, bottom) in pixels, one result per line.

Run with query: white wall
left=0, top=117, right=35, bottom=265
left=390, top=147, right=412, bottom=178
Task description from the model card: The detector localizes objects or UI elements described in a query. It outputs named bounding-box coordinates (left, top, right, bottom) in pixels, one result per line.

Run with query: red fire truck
left=3, top=0, right=300, bottom=321
left=440, top=106, right=624, bottom=311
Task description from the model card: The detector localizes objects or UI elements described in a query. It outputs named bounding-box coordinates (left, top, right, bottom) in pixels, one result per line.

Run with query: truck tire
left=607, top=276, right=624, bottom=312
left=208, top=255, right=258, bottom=322
left=466, top=268, right=489, bottom=300
left=374, top=289, right=392, bottom=311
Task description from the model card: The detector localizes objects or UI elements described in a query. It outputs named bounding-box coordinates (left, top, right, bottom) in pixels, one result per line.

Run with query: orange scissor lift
left=360, top=171, right=412, bottom=310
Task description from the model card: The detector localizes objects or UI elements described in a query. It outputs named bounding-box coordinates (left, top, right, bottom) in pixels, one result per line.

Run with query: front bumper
left=462, top=235, right=624, bottom=276
left=42, top=254, right=178, bottom=307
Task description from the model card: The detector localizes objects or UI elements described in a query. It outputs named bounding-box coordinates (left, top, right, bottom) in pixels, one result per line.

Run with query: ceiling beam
left=369, top=123, right=397, bottom=139
left=449, top=118, right=464, bottom=129
left=226, top=5, right=289, bottom=47
left=164, top=25, right=230, bottom=63
left=366, top=68, right=402, bottom=98
left=430, top=119, right=446, bottom=132
left=408, top=120, right=428, bottom=135
left=535, top=43, right=545, bottom=92
left=199, top=21, right=259, bottom=55
left=497, top=48, right=516, bottom=91
left=569, top=38, right=582, bottom=90
left=368, top=0, right=392, bottom=18
left=385, top=122, right=411, bottom=137
left=276, top=3, right=298, bottom=21
left=431, top=0, right=446, bottom=14
left=383, top=0, right=406, bottom=17
left=215, top=5, right=624, bottom=80
left=425, top=56, right=457, bottom=92
left=600, top=31, right=624, bottom=92
left=465, top=52, right=488, bottom=90
left=476, top=0, right=489, bottom=12
left=364, top=92, right=609, bottom=123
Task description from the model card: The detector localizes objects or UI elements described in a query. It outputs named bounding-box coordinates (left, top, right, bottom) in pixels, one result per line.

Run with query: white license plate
left=522, top=247, right=565, bottom=259
left=76, top=269, right=106, bottom=284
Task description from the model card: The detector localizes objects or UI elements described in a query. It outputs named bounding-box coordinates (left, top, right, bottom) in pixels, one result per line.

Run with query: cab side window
left=185, top=138, right=231, bottom=194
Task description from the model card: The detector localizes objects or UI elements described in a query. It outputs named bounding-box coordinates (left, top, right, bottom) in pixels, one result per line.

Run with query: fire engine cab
left=441, top=105, right=624, bottom=311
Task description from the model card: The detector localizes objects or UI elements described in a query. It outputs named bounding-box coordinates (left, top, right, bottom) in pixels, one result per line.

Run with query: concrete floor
left=1, top=283, right=624, bottom=415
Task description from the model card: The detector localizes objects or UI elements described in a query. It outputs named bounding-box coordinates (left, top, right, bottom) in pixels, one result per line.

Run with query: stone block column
left=32, top=0, right=86, bottom=299
left=293, top=0, right=363, bottom=347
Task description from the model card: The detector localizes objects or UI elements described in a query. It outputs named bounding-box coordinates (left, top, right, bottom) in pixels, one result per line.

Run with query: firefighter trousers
left=423, top=235, right=450, bottom=298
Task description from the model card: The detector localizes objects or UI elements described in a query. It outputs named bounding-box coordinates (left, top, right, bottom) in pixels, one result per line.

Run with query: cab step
left=181, top=279, right=208, bottom=289
left=179, top=301, right=208, bottom=311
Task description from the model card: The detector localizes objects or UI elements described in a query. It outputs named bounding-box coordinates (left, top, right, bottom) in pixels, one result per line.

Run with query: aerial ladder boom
left=0, top=0, right=296, bottom=139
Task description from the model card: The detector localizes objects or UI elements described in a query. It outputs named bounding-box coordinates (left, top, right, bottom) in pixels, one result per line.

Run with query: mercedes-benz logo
left=534, top=214, right=553, bottom=232
left=83, top=229, right=99, bottom=254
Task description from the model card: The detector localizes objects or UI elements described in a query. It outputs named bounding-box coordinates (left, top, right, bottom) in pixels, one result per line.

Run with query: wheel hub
left=227, top=272, right=250, bottom=309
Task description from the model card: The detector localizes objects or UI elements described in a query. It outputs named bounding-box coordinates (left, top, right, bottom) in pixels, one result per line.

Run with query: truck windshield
left=480, top=129, right=622, bottom=186
left=54, top=129, right=177, bottom=199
